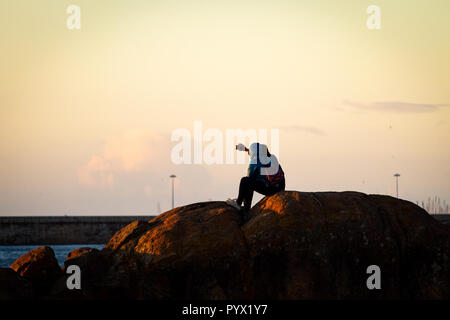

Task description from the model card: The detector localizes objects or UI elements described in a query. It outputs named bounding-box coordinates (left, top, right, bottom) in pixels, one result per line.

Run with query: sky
left=0, top=0, right=449, bottom=215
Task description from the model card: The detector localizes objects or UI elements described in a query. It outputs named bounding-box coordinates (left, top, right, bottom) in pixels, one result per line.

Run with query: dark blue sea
left=0, top=244, right=104, bottom=268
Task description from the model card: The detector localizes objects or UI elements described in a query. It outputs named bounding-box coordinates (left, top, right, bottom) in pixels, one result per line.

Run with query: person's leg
left=238, top=178, right=284, bottom=211
left=280, top=179, right=285, bottom=191
left=236, top=177, right=246, bottom=206
left=253, top=182, right=271, bottom=197
left=254, top=180, right=285, bottom=198
left=237, top=177, right=256, bottom=211
left=244, top=180, right=274, bottom=210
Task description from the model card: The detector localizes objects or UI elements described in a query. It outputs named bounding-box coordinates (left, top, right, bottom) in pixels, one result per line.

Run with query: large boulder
left=243, top=191, right=450, bottom=299
left=97, top=191, right=449, bottom=299
left=50, top=247, right=108, bottom=299
left=101, top=202, right=251, bottom=299
left=0, top=268, right=34, bottom=299
left=63, top=247, right=107, bottom=275
left=10, top=246, right=62, bottom=296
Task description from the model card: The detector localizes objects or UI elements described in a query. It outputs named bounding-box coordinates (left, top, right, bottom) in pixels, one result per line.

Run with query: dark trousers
left=237, top=177, right=285, bottom=210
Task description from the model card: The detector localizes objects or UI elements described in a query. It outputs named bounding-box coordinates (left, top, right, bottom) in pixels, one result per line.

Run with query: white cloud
left=77, top=129, right=214, bottom=212
left=77, top=130, right=168, bottom=187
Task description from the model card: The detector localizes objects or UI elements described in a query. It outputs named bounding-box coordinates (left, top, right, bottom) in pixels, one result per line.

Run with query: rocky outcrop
left=50, top=247, right=109, bottom=299
left=243, top=191, right=450, bottom=299
left=3, top=191, right=450, bottom=299
left=63, top=247, right=106, bottom=273
left=10, top=246, right=62, bottom=296
left=98, top=191, right=450, bottom=299
left=101, top=202, right=251, bottom=299
left=0, top=268, right=34, bottom=299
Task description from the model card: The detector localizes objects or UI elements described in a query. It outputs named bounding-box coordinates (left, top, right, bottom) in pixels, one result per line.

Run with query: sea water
left=0, top=244, right=104, bottom=268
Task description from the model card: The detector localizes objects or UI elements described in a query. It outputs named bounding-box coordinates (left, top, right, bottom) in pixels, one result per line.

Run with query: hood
left=249, top=143, right=269, bottom=164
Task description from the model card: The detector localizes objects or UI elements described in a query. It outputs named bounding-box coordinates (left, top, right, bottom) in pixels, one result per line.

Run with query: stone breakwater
left=0, top=216, right=155, bottom=245
left=0, top=214, right=447, bottom=246
left=1, top=192, right=450, bottom=299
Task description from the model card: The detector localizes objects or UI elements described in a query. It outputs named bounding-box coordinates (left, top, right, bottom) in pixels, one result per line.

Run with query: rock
left=96, top=191, right=450, bottom=299
left=66, top=247, right=95, bottom=260
left=0, top=268, right=34, bottom=299
left=243, top=191, right=450, bottom=299
left=102, top=202, right=251, bottom=299
left=10, top=246, right=62, bottom=296
left=63, top=247, right=106, bottom=274
left=50, top=247, right=110, bottom=299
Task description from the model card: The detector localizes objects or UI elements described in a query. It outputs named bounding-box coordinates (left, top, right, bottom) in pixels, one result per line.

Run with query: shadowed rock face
left=0, top=268, right=34, bottom=299
left=243, top=191, right=450, bottom=299
left=102, top=202, right=251, bottom=299
left=99, top=191, right=450, bottom=299
left=4, top=191, right=450, bottom=299
left=50, top=247, right=109, bottom=299
left=10, top=246, right=62, bottom=296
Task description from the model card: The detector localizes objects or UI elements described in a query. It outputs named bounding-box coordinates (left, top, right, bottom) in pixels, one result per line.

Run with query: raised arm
left=236, top=143, right=249, bottom=153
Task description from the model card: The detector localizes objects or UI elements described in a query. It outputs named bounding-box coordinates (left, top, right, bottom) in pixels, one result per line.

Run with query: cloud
left=77, top=130, right=169, bottom=187
left=281, top=125, right=325, bottom=136
left=77, top=155, right=116, bottom=187
left=342, top=100, right=448, bottom=113
left=77, top=129, right=213, bottom=211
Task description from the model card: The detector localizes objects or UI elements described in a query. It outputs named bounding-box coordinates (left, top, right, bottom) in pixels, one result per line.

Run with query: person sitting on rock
left=227, top=142, right=285, bottom=213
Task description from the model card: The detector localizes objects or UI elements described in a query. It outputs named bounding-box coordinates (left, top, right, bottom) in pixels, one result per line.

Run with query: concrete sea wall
left=0, top=216, right=155, bottom=245
left=0, top=214, right=448, bottom=245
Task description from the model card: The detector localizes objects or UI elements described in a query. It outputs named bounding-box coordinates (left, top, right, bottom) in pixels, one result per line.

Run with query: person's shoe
left=226, top=198, right=241, bottom=211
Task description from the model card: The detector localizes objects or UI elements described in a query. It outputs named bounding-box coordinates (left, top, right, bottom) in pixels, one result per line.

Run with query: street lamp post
left=170, top=174, right=176, bottom=209
left=394, top=173, right=400, bottom=198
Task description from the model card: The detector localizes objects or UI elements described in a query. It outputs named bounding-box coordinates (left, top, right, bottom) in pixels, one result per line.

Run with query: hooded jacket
left=247, top=143, right=284, bottom=187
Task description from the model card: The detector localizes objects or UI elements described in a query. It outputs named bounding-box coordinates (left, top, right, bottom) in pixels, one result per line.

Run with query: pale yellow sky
left=0, top=0, right=449, bottom=215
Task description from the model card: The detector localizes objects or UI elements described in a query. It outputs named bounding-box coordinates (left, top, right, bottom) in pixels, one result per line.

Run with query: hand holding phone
left=236, top=143, right=247, bottom=152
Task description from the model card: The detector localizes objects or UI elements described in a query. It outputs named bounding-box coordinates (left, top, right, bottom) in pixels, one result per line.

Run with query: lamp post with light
left=393, top=173, right=400, bottom=198
left=170, top=174, right=176, bottom=209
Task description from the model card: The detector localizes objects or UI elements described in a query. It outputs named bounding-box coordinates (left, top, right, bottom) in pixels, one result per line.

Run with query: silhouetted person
left=227, top=142, right=285, bottom=214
